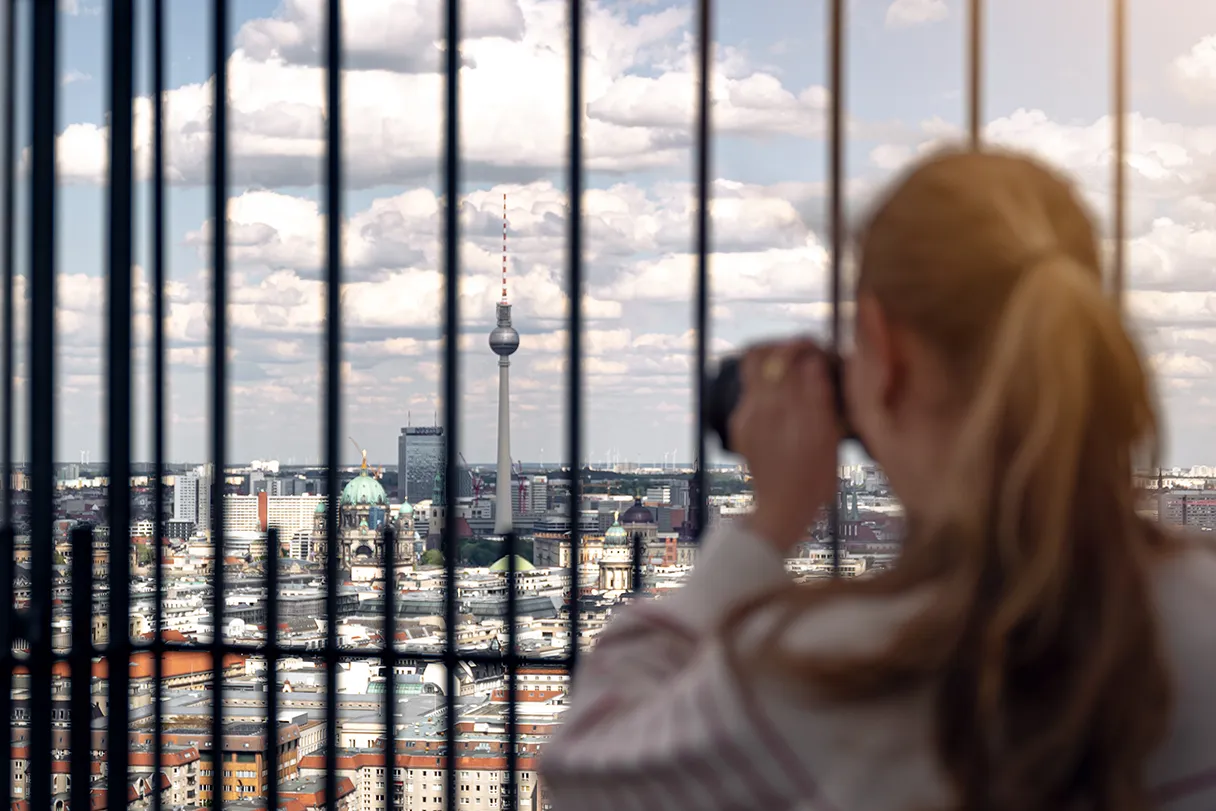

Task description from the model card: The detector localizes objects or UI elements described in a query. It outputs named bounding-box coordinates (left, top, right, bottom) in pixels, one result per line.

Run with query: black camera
left=704, top=347, right=858, bottom=453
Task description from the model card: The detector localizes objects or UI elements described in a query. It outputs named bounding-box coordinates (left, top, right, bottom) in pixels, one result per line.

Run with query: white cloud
left=1151, top=351, right=1214, bottom=379
left=23, top=166, right=838, bottom=459
left=236, top=0, right=525, bottom=72
left=62, top=70, right=91, bottom=86
left=57, top=0, right=100, bottom=16
left=589, top=72, right=829, bottom=138
left=175, top=179, right=826, bottom=348
left=44, top=0, right=829, bottom=188
left=35, top=0, right=1216, bottom=465
left=865, top=108, right=1216, bottom=244
left=854, top=102, right=1216, bottom=464
left=1172, top=35, right=1216, bottom=103
left=885, top=0, right=948, bottom=29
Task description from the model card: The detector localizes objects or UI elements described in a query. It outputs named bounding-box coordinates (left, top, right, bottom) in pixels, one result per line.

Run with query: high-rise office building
left=399, top=426, right=445, bottom=504
left=173, top=474, right=199, bottom=524
left=173, top=464, right=214, bottom=534
left=247, top=470, right=266, bottom=495
left=269, top=477, right=301, bottom=496
left=521, top=475, right=548, bottom=515
left=197, top=464, right=214, bottom=535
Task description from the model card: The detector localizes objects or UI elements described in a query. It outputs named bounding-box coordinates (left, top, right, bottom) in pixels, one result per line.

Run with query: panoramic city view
left=4, top=0, right=1216, bottom=808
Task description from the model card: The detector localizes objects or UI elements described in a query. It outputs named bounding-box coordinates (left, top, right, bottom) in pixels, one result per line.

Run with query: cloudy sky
left=6, top=0, right=1216, bottom=469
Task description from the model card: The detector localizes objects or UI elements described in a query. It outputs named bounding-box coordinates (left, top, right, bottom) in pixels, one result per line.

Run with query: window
left=5, top=3, right=1143, bottom=811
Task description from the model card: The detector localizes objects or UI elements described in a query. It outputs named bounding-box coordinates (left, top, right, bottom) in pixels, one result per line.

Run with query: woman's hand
left=729, top=339, right=842, bottom=553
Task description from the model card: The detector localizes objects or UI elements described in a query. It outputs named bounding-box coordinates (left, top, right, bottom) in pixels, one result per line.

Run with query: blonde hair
left=728, top=148, right=1173, bottom=811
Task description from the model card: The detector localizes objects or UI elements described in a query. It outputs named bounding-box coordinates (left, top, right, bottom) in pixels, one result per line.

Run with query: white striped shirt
left=539, top=523, right=1216, bottom=810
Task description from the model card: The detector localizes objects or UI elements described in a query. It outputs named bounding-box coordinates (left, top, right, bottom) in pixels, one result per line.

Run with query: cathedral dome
left=341, top=473, right=388, bottom=507
left=398, top=502, right=414, bottom=515
left=315, top=501, right=326, bottom=514
left=620, top=498, right=654, bottom=525
left=604, top=517, right=628, bottom=546
left=489, top=554, right=535, bottom=572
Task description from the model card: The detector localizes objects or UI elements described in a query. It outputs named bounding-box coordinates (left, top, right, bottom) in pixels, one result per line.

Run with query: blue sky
left=7, top=0, right=1216, bottom=471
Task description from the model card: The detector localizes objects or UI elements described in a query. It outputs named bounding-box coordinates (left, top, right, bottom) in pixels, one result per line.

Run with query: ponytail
left=929, top=251, right=1168, bottom=811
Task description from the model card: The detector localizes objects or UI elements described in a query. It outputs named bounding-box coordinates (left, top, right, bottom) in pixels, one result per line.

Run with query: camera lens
left=704, top=347, right=859, bottom=453
left=704, top=356, right=743, bottom=452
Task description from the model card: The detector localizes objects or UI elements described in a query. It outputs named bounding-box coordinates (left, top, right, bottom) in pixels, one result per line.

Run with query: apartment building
left=129, top=745, right=202, bottom=807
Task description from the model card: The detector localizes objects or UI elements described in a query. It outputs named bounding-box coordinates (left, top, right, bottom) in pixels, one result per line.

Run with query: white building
left=173, top=474, right=198, bottom=524
left=221, top=493, right=326, bottom=535
left=644, top=486, right=671, bottom=504
left=173, top=464, right=214, bottom=534
left=269, top=494, right=326, bottom=533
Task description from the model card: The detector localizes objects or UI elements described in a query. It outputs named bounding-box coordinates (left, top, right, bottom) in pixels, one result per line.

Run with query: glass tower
left=399, top=426, right=445, bottom=504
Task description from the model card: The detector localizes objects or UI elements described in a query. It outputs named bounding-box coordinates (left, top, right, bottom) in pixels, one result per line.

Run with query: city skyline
left=5, top=0, right=1216, bottom=468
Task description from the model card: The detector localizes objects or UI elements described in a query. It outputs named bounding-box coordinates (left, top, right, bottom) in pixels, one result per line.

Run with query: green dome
left=398, top=502, right=414, bottom=515
left=314, top=502, right=327, bottom=514
left=341, top=473, right=388, bottom=507
left=605, top=516, right=628, bottom=546
left=490, top=555, right=535, bottom=573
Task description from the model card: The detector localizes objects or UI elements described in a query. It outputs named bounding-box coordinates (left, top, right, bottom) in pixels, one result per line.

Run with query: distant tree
left=421, top=549, right=444, bottom=567
left=710, top=474, right=750, bottom=496
left=462, top=540, right=500, bottom=568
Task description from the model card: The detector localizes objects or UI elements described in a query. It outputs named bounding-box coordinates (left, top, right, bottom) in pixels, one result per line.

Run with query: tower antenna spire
left=502, top=192, right=508, bottom=303
left=490, top=190, right=520, bottom=535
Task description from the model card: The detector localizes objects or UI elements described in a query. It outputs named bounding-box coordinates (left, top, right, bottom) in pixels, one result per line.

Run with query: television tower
left=490, top=193, right=520, bottom=535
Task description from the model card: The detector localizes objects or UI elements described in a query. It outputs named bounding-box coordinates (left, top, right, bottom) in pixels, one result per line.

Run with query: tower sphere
left=489, top=325, right=520, bottom=356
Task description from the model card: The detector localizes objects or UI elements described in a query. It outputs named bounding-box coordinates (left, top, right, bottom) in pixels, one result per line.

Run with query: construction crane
left=349, top=437, right=369, bottom=472
left=460, top=452, right=484, bottom=502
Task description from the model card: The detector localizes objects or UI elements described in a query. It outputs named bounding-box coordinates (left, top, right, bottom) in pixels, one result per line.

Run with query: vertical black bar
left=967, top=0, right=982, bottom=147
left=693, top=0, right=711, bottom=540
left=0, top=1, right=18, bottom=805
left=504, top=531, right=517, bottom=811
left=323, top=1, right=342, bottom=810
left=565, top=0, right=583, bottom=675
left=0, top=524, right=10, bottom=811
left=1111, top=0, right=1126, bottom=305
left=828, top=0, right=844, bottom=577
left=1, top=0, right=15, bottom=529
left=631, top=532, right=643, bottom=594
left=150, top=3, right=168, bottom=811
left=442, top=0, right=461, bottom=805
left=108, top=0, right=136, bottom=806
left=29, top=0, right=57, bottom=808
left=265, top=527, right=280, bottom=811
left=382, top=526, right=396, bottom=811
left=210, top=0, right=228, bottom=808
left=70, top=526, right=93, bottom=811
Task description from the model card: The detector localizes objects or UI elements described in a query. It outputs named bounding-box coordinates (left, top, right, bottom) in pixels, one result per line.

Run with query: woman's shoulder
left=736, top=578, right=936, bottom=661
left=1155, top=523, right=1216, bottom=574
left=1145, top=530, right=1216, bottom=791
left=1153, top=529, right=1216, bottom=611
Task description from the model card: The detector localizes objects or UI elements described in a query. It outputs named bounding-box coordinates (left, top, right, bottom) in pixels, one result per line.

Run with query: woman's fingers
left=740, top=339, right=822, bottom=390
left=732, top=339, right=840, bottom=550
left=734, top=339, right=829, bottom=466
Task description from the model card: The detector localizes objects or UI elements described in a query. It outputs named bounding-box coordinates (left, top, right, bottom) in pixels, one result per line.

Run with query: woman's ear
left=856, top=293, right=903, bottom=414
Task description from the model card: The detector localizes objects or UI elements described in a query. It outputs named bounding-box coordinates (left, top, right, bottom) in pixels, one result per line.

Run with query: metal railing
left=0, top=0, right=1131, bottom=810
